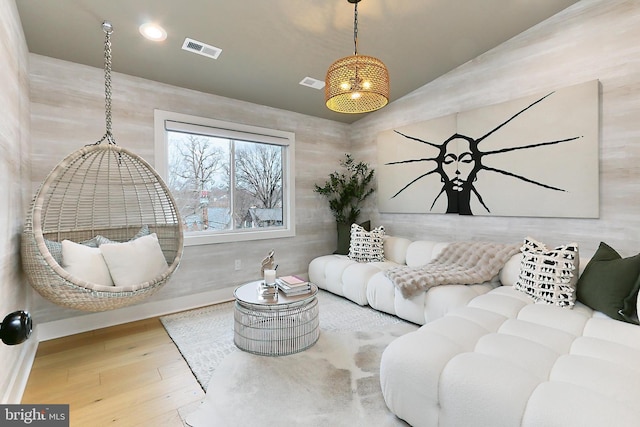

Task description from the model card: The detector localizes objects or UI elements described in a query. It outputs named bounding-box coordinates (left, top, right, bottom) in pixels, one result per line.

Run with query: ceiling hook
left=102, top=21, right=113, bottom=35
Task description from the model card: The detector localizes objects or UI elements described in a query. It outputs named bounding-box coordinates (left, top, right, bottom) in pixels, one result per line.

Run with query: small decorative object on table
left=258, top=249, right=278, bottom=299
left=258, top=264, right=278, bottom=301
left=260, top=249, right=275, bottom=276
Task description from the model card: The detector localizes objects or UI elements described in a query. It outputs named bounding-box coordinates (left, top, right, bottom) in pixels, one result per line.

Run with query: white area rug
left=160, top=290, right=415, bottom=390
left=160, top=290, right=418, bottom=426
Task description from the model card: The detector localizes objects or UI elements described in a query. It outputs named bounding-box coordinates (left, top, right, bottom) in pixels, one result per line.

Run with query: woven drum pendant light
left=325, top=0, right=389, bottom=114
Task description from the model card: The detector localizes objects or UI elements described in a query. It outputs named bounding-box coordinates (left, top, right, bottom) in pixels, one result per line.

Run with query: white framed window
left=154, top=110, right=295, bottom=245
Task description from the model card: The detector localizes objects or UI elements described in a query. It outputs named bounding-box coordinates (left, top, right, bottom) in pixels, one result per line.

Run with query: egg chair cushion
left=100, top=233, right=169, bottom=287
left=96, top=225, right=151, bottom=246
left=45, top=239, right=63, bottom=265
left=61, top=240, right=115, bottom=287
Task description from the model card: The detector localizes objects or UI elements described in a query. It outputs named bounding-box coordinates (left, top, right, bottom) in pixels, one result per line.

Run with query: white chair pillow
left=99, top=233, right=169, bottom=287
left=61, top=239, right=114, bottom=286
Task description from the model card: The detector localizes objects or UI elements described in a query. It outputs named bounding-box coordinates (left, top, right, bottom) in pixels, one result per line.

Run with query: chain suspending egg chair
left=22, top=22, right=183, bottom=312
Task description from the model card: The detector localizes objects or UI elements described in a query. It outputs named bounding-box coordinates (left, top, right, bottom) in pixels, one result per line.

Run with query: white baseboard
left=36, top=286, right=236, bottom=341
left=2, top=337, right=38, bottom=403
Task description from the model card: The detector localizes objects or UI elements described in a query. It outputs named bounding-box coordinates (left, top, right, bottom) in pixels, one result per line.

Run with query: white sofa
left=379, top=257, right=640, bottom=427
left=308, top=236, right=501, bottom=324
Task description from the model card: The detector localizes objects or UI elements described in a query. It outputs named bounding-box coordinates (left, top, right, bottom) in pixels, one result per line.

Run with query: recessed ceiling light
left=139, top=23, right=167, bottom=41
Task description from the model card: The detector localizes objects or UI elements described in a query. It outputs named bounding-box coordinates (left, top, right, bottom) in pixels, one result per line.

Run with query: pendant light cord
left=353, top=1, right=359, bottom=56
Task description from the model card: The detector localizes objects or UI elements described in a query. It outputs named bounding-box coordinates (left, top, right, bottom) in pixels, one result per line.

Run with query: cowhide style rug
left=183, top=324, right=415, bottom=427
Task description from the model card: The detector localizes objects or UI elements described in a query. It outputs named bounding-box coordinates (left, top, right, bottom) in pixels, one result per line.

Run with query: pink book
left=279, top=275, right=308, bottom=287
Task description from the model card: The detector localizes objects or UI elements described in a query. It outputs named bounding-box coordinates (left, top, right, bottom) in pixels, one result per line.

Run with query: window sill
left=183, top=227, right=296, bottom=246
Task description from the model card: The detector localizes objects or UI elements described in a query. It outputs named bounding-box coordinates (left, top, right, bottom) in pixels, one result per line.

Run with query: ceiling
left=16, top=0, right=579, bottom=124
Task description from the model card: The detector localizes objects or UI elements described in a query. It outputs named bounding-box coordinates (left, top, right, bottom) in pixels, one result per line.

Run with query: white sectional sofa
left=309, top=235, right=640, bottom=426
left=309, top=236, right=500, bottom=324
left=379, top=254, right=640, bottom=427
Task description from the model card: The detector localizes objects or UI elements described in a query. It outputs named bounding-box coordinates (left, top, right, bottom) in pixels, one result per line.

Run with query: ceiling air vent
left=299, top=77, right=325, bottom=90
left=181, top=37, right=222, bottom=60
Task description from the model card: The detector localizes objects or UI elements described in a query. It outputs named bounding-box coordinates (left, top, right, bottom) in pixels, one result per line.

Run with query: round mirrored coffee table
left=233, top=280, right=319, bottom=356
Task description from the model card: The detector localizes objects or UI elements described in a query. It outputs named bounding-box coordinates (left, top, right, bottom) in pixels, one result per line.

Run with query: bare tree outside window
left=167, top=132, right=230, bottom=231
left=233, top=141, right=283, bottom=229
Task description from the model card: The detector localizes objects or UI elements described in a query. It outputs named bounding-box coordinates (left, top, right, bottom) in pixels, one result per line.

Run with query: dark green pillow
left=335, top=220, right=370, bottom=255
left=622, top=279, right=640, bottom=324
left=577, top=242, right=640, bottom=324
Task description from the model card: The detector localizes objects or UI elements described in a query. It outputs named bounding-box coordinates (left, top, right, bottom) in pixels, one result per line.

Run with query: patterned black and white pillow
left=348, top=224, right=385, bottom=263
left=513, top=236, right=579, bottom=308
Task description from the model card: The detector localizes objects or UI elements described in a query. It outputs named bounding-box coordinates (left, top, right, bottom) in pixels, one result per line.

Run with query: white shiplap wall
left=351, top=0, right=640, bottom=258
left=0, top=0, right=35, bottom=403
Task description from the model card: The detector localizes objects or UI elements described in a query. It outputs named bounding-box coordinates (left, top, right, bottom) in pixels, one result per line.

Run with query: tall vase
left=335, top=221, right=351, bottom=255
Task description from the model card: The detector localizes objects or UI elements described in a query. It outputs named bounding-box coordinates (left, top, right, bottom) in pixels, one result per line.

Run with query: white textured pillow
left=348, top=224, right=385, bottom=263
left=99, top=233, right=169, bottom=287
left=62, top=240, right=114, bottom=286
left=513, top=237, right=579, bottom=308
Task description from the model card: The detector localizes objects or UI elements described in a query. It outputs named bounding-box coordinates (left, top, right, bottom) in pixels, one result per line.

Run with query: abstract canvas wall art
left=377, top=80, right=600, bottom=218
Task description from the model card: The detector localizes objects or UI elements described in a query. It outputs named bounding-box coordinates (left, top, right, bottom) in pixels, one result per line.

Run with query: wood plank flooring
left=21, top=318, right=204, bottom=427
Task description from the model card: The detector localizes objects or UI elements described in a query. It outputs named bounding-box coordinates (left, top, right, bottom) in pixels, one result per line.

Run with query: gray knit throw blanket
left=385, top=241, right=520, bottom=299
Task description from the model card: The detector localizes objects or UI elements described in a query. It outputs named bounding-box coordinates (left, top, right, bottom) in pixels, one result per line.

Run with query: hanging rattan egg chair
left=21, top=22, right=183, bottom=312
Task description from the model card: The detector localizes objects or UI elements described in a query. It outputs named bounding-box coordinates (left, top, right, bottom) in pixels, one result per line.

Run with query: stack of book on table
left=276, top=275, right=311, bottom=296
